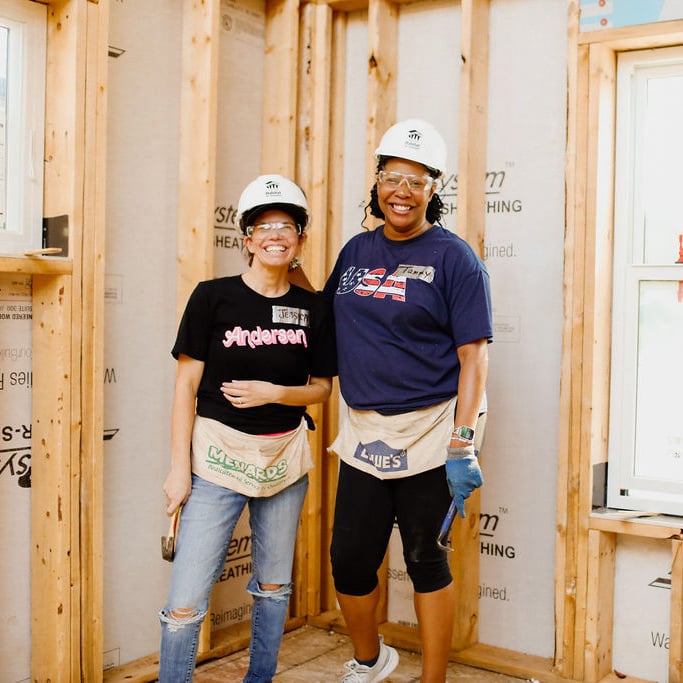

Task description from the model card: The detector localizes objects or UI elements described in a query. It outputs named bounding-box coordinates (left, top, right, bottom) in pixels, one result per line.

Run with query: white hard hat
left=237, top=174, right=309, bottom=232
left=374, top=119, right=447, bottom=177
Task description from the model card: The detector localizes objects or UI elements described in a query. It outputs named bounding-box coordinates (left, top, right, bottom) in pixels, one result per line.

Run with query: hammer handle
left=436, top=498, right=458, bottom=551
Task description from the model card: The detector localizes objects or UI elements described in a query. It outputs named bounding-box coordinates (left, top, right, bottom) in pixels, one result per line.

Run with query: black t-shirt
left=172, top=276, right=337, bottom=435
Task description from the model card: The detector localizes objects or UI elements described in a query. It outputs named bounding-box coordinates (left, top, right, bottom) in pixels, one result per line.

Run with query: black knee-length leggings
left=330, top=460, right=453, bottom=595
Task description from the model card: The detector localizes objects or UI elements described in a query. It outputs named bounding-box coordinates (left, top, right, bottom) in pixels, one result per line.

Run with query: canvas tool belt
left=192, top=415, right=313, bottom=496
left=328, top=396, right=457, bottom=479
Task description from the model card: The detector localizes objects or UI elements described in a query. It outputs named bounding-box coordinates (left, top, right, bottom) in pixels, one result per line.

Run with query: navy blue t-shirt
left=322, top=225, right=492, bottom=414
left=173, top=276, right=337, bottom=434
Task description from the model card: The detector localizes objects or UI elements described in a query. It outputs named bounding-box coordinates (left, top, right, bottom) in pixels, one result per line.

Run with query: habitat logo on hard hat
left=405, top=128, right=423, bottom=150
left=264, top=179, right=283, bottom=198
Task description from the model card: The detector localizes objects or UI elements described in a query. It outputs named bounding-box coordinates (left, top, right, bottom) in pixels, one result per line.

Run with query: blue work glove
left=445, top=445, right=483, bottom=518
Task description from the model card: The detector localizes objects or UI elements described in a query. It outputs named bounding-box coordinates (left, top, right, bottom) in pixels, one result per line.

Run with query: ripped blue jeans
left=158, top=473, right=309, bottom=683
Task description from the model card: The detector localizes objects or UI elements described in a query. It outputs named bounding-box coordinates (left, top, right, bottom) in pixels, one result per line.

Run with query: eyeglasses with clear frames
left=377, top=170, right=435, bottom=192
left=245, top=222, right=302, bottom=238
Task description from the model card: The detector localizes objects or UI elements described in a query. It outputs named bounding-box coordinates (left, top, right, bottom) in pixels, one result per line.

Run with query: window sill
left=0, top=253, right=73, bottom=275
left=590, top=507, right=683, bottom=538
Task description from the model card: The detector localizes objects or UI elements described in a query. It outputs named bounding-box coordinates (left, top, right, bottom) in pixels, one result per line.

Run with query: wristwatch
left=452, top=425, right=475, bottom=442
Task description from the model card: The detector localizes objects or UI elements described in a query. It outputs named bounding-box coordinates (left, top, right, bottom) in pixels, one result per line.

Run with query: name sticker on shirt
left=353, top=439, right=408, bottom=473
left=394, top=264, right=435, bottom=283
left=272, top=305, right=310, bottom=327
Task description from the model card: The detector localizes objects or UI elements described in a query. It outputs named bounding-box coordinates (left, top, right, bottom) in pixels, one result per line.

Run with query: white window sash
left=0, top=0, right=46, bottom=254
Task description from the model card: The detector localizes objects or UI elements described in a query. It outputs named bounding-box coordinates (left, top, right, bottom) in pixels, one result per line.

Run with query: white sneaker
left=341, top=635, right=399, bottom=682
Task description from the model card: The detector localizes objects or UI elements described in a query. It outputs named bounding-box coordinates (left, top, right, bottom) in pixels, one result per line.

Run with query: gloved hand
left=445, top=446, right=483, bottom=518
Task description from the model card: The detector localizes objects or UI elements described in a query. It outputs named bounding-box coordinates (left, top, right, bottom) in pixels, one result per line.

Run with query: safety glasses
left=377, top=170, right=435, bottom=192
left=245, top=221, right=302, bottom=238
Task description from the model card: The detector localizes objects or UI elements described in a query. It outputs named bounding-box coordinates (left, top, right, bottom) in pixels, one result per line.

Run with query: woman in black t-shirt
left=158, top=175, right=336, bottom=683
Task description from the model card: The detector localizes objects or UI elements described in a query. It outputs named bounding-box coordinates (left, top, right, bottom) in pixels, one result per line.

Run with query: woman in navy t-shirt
left=323, top=120, right=493, bottom=683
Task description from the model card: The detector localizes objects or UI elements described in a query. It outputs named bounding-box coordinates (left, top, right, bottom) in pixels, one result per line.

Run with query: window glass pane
left=0, top=26, right=6, bottom=233
left=641, top=73, right=683, bottom=265
left=0, top=3, right=46, bottom=254
left=633, top=280, right=683, bottom=480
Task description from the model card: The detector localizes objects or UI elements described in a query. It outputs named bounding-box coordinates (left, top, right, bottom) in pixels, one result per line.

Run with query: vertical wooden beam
left=456, top=0, right=489, bottom=255
left=263, top=0, right=300, bottom=175
left=326, top=10, right=346, bottom=279
left=559, top=0, right=619, bottom=671
left=556, top=0, right=585, bottom=674
left=320, top=10, right=347, bottom=613
left=31, top=274, right=73, bottom=682
left=79, top=0, right=109, bottom=678
left=294, top=0, right=333, bottom=619
left=44, top=0, right=87, bottom=231
left=584, top=42, right=615, bottom=470
left=177, top=0, right=220, bottom=653
left=38, top=0, right=88, bottom=678
left=671, top=539, right=683, bottom=683
left=296, top=2, right=332, bottom=291
left=573, top=41, right=616, bottom=680
left=176, top=0, right=219, bottom=315
left=583, top=530, right=615, bottom=682
left=365, top=0, right=397, bottom=196
left=569, top=46, right=594, bottom=683
left=365, top=0, right=398, bottom=621
left=35, top=0, right=108, bottom=677
left=450, top=0, right=489, bottom=652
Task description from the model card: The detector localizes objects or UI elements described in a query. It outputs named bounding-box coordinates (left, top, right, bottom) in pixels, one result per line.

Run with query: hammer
left=161, top=505, right=182, bottom=562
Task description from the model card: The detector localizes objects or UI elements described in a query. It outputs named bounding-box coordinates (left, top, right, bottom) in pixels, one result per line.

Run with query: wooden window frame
left=559, top=11, right=683, bottom=683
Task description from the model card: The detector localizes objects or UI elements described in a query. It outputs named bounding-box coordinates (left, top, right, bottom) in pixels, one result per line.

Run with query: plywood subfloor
left=194, top=624, right=525, bottom=682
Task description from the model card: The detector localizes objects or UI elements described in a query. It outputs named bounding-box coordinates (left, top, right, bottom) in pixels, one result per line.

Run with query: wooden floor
left=193, top=625, right=524, bottom=682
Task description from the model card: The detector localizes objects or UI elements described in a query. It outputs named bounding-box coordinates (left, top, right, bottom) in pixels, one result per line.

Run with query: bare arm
left=450, top=339, right=488, bottom=447
left=220, top=375, right=332, bottom=409
left=162, top=354, right=204, bottom=515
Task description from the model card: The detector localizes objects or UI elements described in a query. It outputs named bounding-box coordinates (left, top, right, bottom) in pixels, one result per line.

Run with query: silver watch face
left=455, top=426, right=474, bottom=440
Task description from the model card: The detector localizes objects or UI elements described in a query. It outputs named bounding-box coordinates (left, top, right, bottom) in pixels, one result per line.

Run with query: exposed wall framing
left=449, top=0, right=489, bottom=655
left=294, top=0, right=334, bottom=620
left=0, top=0, right=109, bottom=680
left=15, top=0, right=683, bottom=681
left=559, top=6, right=683, bottom=683
left=106, top=0, right=506, bottom=678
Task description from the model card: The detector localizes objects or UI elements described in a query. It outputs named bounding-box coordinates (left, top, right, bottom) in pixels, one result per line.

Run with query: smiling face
left=244, top=208, right=304, bottom=270
left=376, top=158, right=437, bottom=240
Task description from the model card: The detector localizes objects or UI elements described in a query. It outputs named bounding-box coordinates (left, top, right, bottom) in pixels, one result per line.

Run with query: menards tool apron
left=191, top=415, right=313, bottom=496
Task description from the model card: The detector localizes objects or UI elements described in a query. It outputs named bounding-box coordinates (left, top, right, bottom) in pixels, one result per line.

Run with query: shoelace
left=343, top=659, right=370, bottom=681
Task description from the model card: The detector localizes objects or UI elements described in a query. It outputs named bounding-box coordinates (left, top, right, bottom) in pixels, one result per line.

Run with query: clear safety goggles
left=245, top=221, right=302, bottom=238
left=376, top=170, right=435, bottom=192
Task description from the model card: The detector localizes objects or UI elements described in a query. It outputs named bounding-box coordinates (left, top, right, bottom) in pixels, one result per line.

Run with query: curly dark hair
left=362, top=157, right=444, bottom=230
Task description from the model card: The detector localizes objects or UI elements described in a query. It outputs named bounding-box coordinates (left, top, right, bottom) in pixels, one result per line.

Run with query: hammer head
left=161, top=506, right=181, bottom=562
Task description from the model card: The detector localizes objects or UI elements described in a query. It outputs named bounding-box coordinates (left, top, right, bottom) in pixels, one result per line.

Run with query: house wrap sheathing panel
left=0, top=275, right=32, bottom=682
